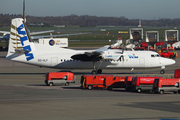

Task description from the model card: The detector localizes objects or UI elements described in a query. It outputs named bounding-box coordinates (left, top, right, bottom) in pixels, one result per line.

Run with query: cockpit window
left=151, top=54, right=160, bottom=57
left=151, top=55, right=155, bottom=57
left=155, top=54, right=160, bottom=57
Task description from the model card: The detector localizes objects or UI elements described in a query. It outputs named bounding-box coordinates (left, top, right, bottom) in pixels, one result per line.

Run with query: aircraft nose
left=161, top=58, right=176, bottom=65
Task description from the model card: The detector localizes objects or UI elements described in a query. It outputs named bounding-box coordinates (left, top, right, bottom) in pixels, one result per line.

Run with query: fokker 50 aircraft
left=6, top=18, right=176, bottom=74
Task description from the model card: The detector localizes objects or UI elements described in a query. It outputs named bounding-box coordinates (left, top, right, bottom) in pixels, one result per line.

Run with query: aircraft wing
left=31, top=32, right=91, bottom=39
left=71, top=50, right=104, bottom=61
left=71, top=49, right=126, bottom=62
left=0, top=31, right=10, bottom=34
left=0, top=34, right=10, bottom=41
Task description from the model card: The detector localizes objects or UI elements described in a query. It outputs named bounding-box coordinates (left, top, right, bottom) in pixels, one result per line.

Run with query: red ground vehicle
left=153, top=78, right=180, bottom=94
left=104, top=76, right=125, bottom=90
left=174, top=69, right=180, bottom=78
left=132, top=76, right=162, bottom=93
left=158, top=48, right=177, bottom=59
left=81, top=75, right=113, bottom=89
left=125, top=76, right=134, bottom=91
left=45, top=72, right=75, bottom=86
left=134, top=47, right=145, bottom=51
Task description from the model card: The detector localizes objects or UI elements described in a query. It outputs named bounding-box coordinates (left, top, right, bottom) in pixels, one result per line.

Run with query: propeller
left=118, top=49, right=124, bottom=61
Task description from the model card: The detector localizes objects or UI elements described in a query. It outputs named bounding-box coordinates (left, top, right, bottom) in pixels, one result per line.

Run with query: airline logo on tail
left=11, top=22, right=34, bottom=61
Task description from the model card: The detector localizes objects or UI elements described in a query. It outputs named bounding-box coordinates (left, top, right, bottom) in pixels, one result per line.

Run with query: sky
left=0, top=0, right=180, bottom=20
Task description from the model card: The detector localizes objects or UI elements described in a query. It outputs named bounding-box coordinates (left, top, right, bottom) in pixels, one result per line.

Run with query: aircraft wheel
left=65, top=82, right=69, bottom=86
left=107, top=86, right=112, bottom=90
left=97, top=69, right=102, bottom=74
left=91, top=70, right=97, bottom=74
left=160, top=69, right=165, bottom=74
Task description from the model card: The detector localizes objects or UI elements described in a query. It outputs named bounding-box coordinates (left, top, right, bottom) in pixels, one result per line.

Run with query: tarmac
left=0, top=50, right=180, bottom=120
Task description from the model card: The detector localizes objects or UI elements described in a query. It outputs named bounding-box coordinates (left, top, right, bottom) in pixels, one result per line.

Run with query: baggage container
left=81, top=75, right=113, bottom=89
left=153, top=78, right=180, bottom=94
left=174, top=69, right=180, bottom=78
left=132, top=76, right=161, bottom=93
left=104, top=76, right=125, bottom=90
left=125, top=76, right=134, bottom=91
left=45, top=72, right=75, bottom=86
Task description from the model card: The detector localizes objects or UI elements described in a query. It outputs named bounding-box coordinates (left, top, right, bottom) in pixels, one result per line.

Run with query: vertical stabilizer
left=6, top=18, right=35, bottom=62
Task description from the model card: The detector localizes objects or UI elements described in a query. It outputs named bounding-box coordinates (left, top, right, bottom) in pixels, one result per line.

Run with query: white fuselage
left=6, top=43, right=175, bottom=70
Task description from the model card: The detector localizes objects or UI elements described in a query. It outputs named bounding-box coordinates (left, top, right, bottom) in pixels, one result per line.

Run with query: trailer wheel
left=107, top=86, right=112, bottom=90
left=160, top=90, right=164, bottom=94
left=173, top=91, right=178, bottom=94
left=65, top=82, right=69, bottom=86
left=88, top=85, right=93, bottom=90
left=49, top=82, right=53, bottom=86
left=137, top=88, right=141, bottom=93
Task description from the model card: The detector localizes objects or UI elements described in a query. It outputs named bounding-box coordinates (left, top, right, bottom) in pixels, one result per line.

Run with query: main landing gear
left=160, top=69, right=165, bottom=74
left=91, top=69, right=102, bottom=74
left=91, top=61, right=103, bottom=74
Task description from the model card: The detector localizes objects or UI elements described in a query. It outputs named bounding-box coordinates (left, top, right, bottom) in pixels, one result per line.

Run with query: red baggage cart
left=153, top=78, right=180, bottom=94
left=81, top=75, right=113, bottom=89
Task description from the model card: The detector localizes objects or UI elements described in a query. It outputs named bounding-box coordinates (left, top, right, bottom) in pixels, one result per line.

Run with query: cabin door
left=139, top=57, right=145, bottom=67
left=51, top=57, right=58, bottom=66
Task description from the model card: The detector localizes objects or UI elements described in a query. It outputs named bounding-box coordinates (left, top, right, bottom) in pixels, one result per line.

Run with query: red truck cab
left=45, top=72, right=75, bottom=86
left=104, top=76, right=125, bottom=90
left=134, top=47, right=145, bottom=51
left=153, top=78, right=180, bottom=94
left=158, top=48, right=177, bottom=59
left=125, top=76, right=134, bottom=91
